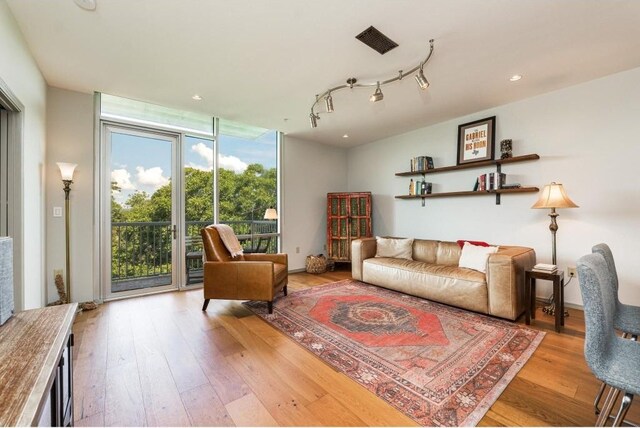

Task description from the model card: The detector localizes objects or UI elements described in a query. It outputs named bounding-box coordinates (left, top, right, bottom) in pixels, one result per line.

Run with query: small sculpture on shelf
left=500, top=139, right=513, bottom=159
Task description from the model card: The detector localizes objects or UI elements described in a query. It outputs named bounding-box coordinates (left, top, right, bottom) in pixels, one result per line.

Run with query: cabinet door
left=61, top=336, right=73, bottom=426
left=37, top=389, right=53, bottom=427
left=348, top=194, right=372, bottom=240
left=327, top=194, right=350, bottom=261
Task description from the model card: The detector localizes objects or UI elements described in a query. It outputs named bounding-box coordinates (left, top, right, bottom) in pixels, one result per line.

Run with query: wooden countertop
left=0, top=303, right=77, bottom=426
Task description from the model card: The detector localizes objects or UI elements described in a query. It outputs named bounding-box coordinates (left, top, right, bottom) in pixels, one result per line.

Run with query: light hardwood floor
left=72, top=267, right=640, bottom=426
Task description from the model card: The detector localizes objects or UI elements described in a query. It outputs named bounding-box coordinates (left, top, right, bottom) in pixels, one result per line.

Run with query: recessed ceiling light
left=343, top=134, right=349, bottom=139
left=192, top=94, right=202, bottom=101
left=73, top=0, right=96, bottom=11
left=509, top=74, right=523, bottom=82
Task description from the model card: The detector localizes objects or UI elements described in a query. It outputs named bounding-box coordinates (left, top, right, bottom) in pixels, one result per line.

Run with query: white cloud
left=192, top=143, right=214, bottom=169
left=136, top=166, right=169, bottom=189
left=191, top=142, right=247, bottom=173
left=111, top=168, right=135, bottom=191
left=219, top=154, right=248, bottom=173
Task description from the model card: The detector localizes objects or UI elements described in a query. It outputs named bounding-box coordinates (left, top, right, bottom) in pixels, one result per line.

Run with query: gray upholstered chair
left=577, top=253, right=640, bottom=426
left=592, top=244, right=640, bottom=336
left=591, top=243, right=640, bottom=417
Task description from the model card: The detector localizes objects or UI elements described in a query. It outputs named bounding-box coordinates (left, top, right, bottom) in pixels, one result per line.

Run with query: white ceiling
left=6, top=0, right=640, bottom=147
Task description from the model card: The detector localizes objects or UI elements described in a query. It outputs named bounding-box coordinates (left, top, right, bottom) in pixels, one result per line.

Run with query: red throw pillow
left=456, top=240, right=490, bottom=249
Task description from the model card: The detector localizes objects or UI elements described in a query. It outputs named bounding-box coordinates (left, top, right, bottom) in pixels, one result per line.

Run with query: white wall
left=347, top=66, right=640, bottom=307
left=45, top=87, right=94, bottom=304
left=0, top=1, right=47, bottom=309
left=41, top=108, right=346, bottom=301
left=282, top=136, right=348, bottom=270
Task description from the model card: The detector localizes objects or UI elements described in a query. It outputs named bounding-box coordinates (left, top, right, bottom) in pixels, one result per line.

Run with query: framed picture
left=457, top=116, right=496, bottom=165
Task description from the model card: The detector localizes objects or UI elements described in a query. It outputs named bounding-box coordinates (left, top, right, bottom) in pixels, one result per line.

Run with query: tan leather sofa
left=201, top=226, right=288, bottom=313
left=351, top=238, right=535, bottom=320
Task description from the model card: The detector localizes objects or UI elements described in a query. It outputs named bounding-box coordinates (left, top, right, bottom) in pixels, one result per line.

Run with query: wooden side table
left=525, top=269, right=565, bottom=332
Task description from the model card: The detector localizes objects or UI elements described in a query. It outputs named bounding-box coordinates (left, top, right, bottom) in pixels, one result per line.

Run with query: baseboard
left=534, top=296, right=583, bottom=311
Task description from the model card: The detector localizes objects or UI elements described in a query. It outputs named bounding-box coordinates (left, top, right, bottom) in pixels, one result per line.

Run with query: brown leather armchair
left=200, top=226, right=288, bottom=314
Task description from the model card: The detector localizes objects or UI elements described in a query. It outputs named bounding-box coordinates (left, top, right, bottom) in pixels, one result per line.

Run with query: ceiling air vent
left=355, top=26, right=399, bottom=55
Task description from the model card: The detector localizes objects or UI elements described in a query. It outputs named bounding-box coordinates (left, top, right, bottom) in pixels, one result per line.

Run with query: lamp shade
left=264, top=208, right=278, bottom=220
left=531, top=182, right=578, bottom=209
left=57, top=162, right=77, bottom=181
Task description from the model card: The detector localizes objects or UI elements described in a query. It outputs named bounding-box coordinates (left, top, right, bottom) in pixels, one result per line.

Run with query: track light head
left=370, top=82, right=384, bottom=102
left=325, top=94, right=334, bottom=113
left=415, top=68, right=430, bottom=90
left=309, top=112, right=318, bottom=128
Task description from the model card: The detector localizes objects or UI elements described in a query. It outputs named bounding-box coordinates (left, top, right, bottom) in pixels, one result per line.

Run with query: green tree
left=111, top=164, right=277, bottom=279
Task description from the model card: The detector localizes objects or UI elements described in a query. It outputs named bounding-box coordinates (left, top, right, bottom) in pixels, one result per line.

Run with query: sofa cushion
left=456, top=239, right=490, bottom=248
left=458, top=242, right=499, bottom=273
left=412, top=239, right=439, bottom=264
left=362, top=258, right=488, bottom=314
left=436, top=241, right=462, bottom=266
left=375, top=237, right=414, bottom=259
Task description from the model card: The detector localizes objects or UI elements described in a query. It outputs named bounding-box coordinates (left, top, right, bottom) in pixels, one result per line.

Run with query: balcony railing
left=111, top=220, right=278, bottom=292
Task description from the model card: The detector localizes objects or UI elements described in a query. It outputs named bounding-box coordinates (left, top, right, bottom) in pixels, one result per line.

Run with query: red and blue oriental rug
left=244, top=279, right=545, bottom=426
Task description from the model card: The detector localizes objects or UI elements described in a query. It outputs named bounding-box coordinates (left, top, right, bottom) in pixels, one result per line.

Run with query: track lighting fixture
left=415, top=67, right=429, bottom=90
left=325, top=93, right=334, bottom=113
left=308, top=39, right=434, bottom=128
left=369, top=82, right=384, bottom=102
left=309, top=112, right=318, bottom=128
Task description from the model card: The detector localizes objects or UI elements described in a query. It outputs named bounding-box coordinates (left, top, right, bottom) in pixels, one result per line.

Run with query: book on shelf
left=487, top=172, right=506, bottom=190
left=501, top=183, right=521, bottom=189
left=479, top=174, right=487, bottom=191
left=410, top=156, right=434, bottom=172
left=473, top=178, right=479, bottom=191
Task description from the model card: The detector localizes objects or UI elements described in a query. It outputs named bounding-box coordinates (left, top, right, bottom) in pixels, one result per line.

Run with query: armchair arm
left=486, top=246, right=536, bottom=320
left=203, top=261, right=275, bottom=301
left=351, top=237, right=377, bottom=281
left=243, top=253, right=288, bottom=266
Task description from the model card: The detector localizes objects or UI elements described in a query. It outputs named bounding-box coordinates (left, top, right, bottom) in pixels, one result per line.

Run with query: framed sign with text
left=457, top=116, right=496, bottom=165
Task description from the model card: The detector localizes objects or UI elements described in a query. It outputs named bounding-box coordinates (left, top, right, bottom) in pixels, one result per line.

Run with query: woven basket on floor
left=305, top=254, right=327, bottom=274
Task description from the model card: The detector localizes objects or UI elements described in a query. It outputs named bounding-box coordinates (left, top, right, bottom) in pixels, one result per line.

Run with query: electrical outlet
left=296, top=246, right=300, bottom=254
left=567, top=266, right=577, bottom=277
left=323, top=244, right=327, bottom=251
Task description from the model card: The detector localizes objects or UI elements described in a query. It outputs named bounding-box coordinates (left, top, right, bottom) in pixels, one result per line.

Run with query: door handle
left=172, top=225, right=177, bottom=239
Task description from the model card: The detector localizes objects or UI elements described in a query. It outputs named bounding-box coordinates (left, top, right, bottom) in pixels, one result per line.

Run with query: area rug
left=244, top=279, right=545, bottom=426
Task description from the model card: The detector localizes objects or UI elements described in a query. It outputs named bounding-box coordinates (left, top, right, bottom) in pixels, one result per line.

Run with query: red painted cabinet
left=327, top=192, right=372, bottom=262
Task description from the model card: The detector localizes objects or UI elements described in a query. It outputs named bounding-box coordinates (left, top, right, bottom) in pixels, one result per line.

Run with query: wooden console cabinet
left=0, top=303, right=77, bottom=426
left=327, top=192, right=372, bottom=262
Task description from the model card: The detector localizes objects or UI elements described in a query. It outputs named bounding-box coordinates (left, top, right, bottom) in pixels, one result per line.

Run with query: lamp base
left=542, top=303, right=569, bottom=318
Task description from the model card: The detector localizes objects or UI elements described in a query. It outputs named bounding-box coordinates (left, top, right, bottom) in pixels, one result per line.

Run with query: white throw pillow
left=458, top=242, right=499, bottom=273
left=375, top=237, right=414, bottom=260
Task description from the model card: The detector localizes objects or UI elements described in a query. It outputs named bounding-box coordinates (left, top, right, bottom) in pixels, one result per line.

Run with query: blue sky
left=111, top=131, right=277, bottom=205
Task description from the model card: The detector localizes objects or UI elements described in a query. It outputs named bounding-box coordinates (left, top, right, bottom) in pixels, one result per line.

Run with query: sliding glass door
left=183, top=135, right=214, bottom=285
left=99, top=94, right=281, bottom=301
left=105, top=124, right=178, bottom=298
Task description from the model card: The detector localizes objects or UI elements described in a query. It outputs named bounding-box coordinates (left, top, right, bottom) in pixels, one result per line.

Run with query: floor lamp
left=531, top=182, right=578, bottom=315
left=57, top=162, right=77, bottom=304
